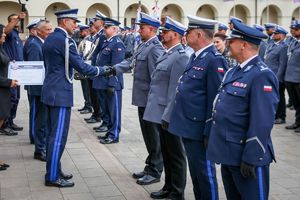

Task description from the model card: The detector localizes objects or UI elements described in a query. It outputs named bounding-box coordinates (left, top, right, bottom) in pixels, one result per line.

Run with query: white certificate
left=8, top=61, right=45, bottom=85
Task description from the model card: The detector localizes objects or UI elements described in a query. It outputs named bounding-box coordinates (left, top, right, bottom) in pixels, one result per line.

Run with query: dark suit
left=168, top=44, right=228, bottom=200
left=207, top=56, right=279, bottom=200
left=23, top=35, right=47, bottom=153
left=42, top=27, right=105, bottom=182
left=143, top=44, right=189, bottom=199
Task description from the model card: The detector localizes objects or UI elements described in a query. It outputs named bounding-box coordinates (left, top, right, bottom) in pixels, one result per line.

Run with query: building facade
left=0, top=0, right=299, bottom=38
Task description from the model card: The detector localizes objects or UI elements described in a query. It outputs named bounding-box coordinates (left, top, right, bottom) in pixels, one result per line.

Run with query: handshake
left=102, top=66, right=116, bottom=77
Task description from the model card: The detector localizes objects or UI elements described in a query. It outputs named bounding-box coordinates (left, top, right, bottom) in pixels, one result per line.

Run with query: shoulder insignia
left=200, top=52, right=208, bottom=59
left=244, top=65, right=253, bottom=72
left=152, top=40, right=159, bottom=44
left=214, top=51, right=222, bottom=56
left=178, top=49, right=185, bottom=54
left=257, top=61, right=270, bottom=71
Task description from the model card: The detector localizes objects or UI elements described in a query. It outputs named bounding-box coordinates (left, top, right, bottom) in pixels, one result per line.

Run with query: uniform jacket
left=3, top=29, right=23, bottom=61
left=91, top=29, right=106, bottom=66
left=264, top=40, right=288, bottom=82
left=143, top=44, right=189, bottom=124
left=114, top=36, right=164, bottom=107
left=207, top=56, right=279, bottom=166
left=168, top=44, right=227, bottom=140
left=23, top=35, right=44, bottom=96
left=123, top=33, right=135, bottom=56
left=284, top=39, right=300, bottom=83
left=93, top=35, right=125, bottom=90
left=258, top=40, right=267, bottom=61
left=41, top=28, right=101, bottom=107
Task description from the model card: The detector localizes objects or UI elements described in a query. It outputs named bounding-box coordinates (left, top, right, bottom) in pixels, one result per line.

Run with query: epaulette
left=256, top=61, right=270, bottom=71
left=152, top=40, right=159, bottom=44
left=178, top=49, right=185, bottom=54
left=214, top=51, right=222, bottom=56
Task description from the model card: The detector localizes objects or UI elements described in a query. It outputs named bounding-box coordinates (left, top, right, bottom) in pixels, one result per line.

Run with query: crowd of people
left=0, top=6, right=299, bottom=200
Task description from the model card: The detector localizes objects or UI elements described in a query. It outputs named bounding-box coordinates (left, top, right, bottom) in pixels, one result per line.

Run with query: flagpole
left=267, top=0, right=269, bottom=22
left=234, top=0, right=236, bottom=17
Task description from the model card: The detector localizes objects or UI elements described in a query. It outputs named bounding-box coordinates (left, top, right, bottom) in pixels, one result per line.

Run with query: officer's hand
left=10, top=80, right=19, bottom=88
left=161, top=120, right=169, bottom=131
left=106, top=87, right=115, bottom=97
left=103, top=66, right=116, bottom=77
left=203, top=136, right=209, bottom=149
left=240, top=162, right=256, bottom=179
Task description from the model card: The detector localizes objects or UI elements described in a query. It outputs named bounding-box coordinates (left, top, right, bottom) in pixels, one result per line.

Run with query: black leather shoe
left=80, top=109, right=92, bottom=114
left=100, top=137, right=118, bottom=144
left=136, top=175, right=160, bottom=185
left=11, top=123, right=23, bottom=131
left=95, top=126, right=108, bottom=132
left=286, top=123, right=300, bottom=129
left=97, top=134, right=108, bottom=140
left=34, top=152, right=46, bottom=162
left=93, top=126, right=101, bottom=130
left=132, top=171, right=145, bottom=179
left=274, top=118, right=286, bottom=124
left=286, top=102, right=293, bottom=108
left=0, top=127, right=18, bottom=136
left=150, top=189, right=170, bottom=199
left=45, top=178, right=74, bottom=187
left=60, top=172, right=73, bottom=180
left=86, top=118, right=101, bottom=124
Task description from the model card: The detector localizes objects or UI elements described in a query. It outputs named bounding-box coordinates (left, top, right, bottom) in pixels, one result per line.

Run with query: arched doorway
left=86, top=3, right=111, bottom=24
left=0, top=1, right=29, bottom=35
left=292, top=7, right=300, bottom=21
left=161, top=4, right=183, bottom=23
left=261, top=5, right=281, bottom=25
left=229, top=4, right=250, bottom=24
left=45, top=3, right=70, bottom=26
left=124, top=4, right=149, bottom=28
left=196, top=4, right=217, bottom=20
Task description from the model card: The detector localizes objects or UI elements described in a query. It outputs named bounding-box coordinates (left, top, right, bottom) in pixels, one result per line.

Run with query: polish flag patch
left=218, top=67, right=224, bottom=73
left=263, top=85, right=272, bottom=92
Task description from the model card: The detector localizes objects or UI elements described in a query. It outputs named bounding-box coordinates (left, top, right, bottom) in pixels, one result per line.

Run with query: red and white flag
left=263, top=85, right=272, bottom=92
left=217, top=67, right=224, bottom=73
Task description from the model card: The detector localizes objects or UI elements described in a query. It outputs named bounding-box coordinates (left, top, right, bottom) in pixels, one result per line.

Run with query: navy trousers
left=29, top=95, right=47, bottom=154
left=182, top=138, right=218, bottom=200
left=221, top=164, right=270, bottom=200
left=45, top=106, right=71, bottom=182
left=6, top=86, right=20, bottom=127
left=97, top=89, right=110, bottom=127
left=107, top=90, right=122, bottom=140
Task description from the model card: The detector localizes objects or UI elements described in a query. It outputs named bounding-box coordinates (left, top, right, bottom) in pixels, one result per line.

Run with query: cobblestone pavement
left=0, top=74, right=300, bottom=200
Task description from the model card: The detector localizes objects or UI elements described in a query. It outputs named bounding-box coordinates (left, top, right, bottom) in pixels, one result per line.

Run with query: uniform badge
left=192, top=66, right=204, bottom=71
left=217, top=67, right=224, bottom=73
left=232, top=82, right=247, bottom=88
left=263, top=85, right=272, bottom=92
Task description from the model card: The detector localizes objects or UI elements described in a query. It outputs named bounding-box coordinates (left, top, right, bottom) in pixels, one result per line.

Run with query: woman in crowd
left=0, top=24, right=18, bottom=170
left=213, top=33, right=237, bottom=68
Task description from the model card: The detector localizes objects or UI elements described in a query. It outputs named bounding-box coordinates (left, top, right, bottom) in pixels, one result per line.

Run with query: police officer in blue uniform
left=228, top=16, right=243, bottom=31
left=207, top=19, right=279, bottom=200
left=168, top=15, right=228, bottom=200
left=264, top=25, right=288, bottom=124
left=253, top=24, right=268, bottom=61
left=285, top=20, right=300, bottom=133
left=41, top=9, right=112, bottom=187
left=93, top=18, right=125, bottom=144
left=264, top=23, right=276, bottom=44
left=217, top=22, right=228, bottom=35
left=143, top=17, right=189, bottom=200
left=24, top=19, right=53, bottom=161
left=2, top=12, right=26, bottom=133
left=113, top=12, right=165, bottom=185
left=23, top=18, right=42, bottom=144
left=85, top=10, right=107, bottom=124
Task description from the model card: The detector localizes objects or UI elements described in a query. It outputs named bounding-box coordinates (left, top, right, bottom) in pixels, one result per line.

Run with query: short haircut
left=213, top=33, right=227, bottom=41
left=36, top=20, right=50, bottom=29
left=200, top=29, right=214, bottom=39
left=8, top=13, right=18, bottom=22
